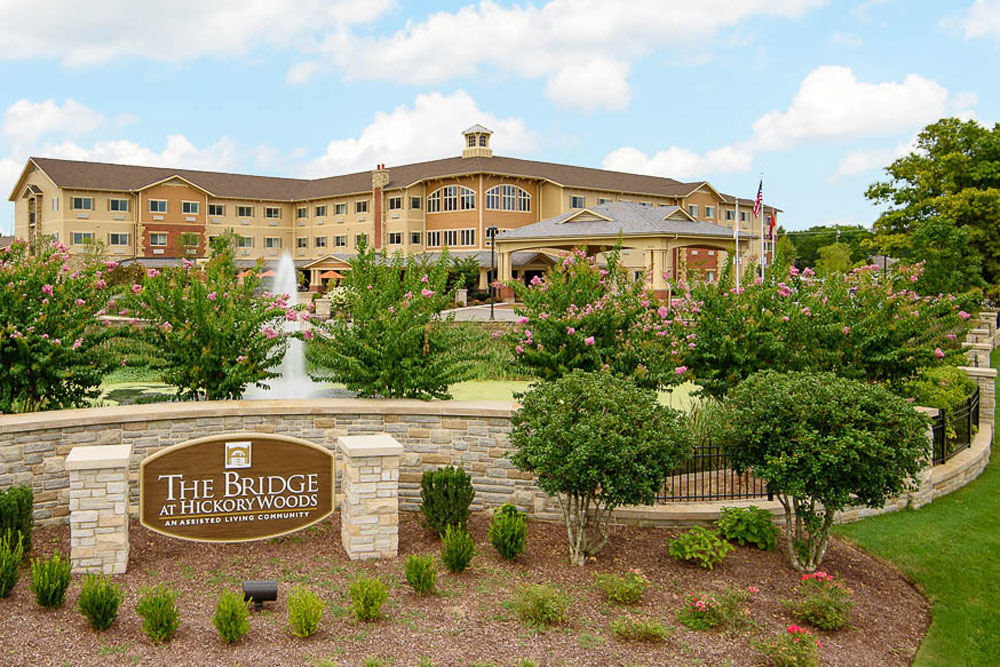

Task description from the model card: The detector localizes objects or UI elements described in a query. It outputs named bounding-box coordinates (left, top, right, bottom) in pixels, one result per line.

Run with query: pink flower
left=945, top=334, right=956, bottom=340
left=491, top=331, right=501, bottom=339
left=303, top=330, right=314, bottom=340
left=934, top=347, right=945, bottom=358
left=95, top=279, right=107, bottom=289
left=104, top=260, right=118, bottom=270
left=236, top=355, right=248, bottom=363
left=747, top=586, right=759, bottom=594
left=657, top=305, right=669, bottom=319
left=516, top=316, right=529, bottom=324
left=420, top=274, right=429, bottom=283
left=566, top=327, right=576, bottom=335
left=74, top=298, right=86, bottom=306
left=529, top=275, right=543, bottom=286
left=421, top=288, right=435, bottom=297
left=958, top=310, right=970, bottom=320
left=146, top=268, right=160, bottom=278
left=182, top=258, right=193, bottom=269
left=263, top=327, right=278, bottom=339
left=120, top=359, right=127, bottom=367
left=789, top=266, right=800, bottom=276
left=842, top=326, right=850, bottom=335
left=41, top=284, right=54, bottom=296
left=584, top=336, right=595, bottom=346
left=515, top=345, right=524, bottom=354
left=162, top=322, right=173, bottom=332
left=207, top=291, right=217, bottom=301
left=675, top=366, right=688, bottom=375
left=802, top=267, right=815, bottom=278
left=285, top=310, right=298, bottom=321
left=782, top=316, right=790, bottom=322
left=131, top=284, right=143, bottom=294
left=72, top=338, right=83, bottom=350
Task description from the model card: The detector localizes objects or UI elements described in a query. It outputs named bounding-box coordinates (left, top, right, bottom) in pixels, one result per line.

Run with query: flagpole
left=734, top=197, right=740, bottom=292
left=760, top=173, right=766, bottom=284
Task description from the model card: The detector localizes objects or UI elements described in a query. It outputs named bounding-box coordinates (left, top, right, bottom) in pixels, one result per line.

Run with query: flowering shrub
left=676, top=586, right=756, bottom=632
left=715, top=370, right=929, bottom=571
left=0, top=239, right=117, bottom=413
left=121, top=234, right=289, bottom=400
left=757, top=625, right=822, bottom=667
left=307, top=242, right=475, bottom=399
left=785, top=571, right=854, bottom=630
left=674, top=259, right=977, bottom=399
left=901, top=365, right=978, bottom=410
left=675, top=593, right=722, bottom=629
left=507, top=247, right=686, bottom=389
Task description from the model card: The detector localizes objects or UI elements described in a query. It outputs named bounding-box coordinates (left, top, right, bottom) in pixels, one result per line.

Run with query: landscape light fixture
left=486, top=225, right=499, bottom=321
left=242, top=579, right=278, bottom=611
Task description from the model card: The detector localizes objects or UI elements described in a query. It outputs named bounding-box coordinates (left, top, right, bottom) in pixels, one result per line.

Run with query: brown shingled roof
left=25, top=155, right=724, bottom=203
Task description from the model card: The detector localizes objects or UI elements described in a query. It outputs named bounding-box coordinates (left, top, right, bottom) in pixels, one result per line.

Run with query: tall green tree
left=785, top=225, right=873, bottom=270
left=815, top=242, right=853, bottom=277
left=867, top=117, right=1000, bottom=296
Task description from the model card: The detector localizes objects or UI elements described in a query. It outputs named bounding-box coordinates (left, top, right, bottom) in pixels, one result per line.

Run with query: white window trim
left=181, top=201, right=200, bottom=215
left=149, top=233, right=168, bottom=246
left=149, top=199, right=168, bottom=213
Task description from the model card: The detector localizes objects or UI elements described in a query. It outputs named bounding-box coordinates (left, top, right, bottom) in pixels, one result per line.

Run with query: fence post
left=958, top=366, right=996, bottom=429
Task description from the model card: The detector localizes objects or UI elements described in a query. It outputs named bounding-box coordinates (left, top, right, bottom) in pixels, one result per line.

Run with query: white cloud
left=290, top=0, right=828, bottom=110
left=602, top=145, right=753, bottom=180
left=39, top=136, right=240, bottom=172
left=749, top=66, right=951, bottom=150
left=834, top=138, right=916, bottom=177
left=1, top=99, right=104, bottom=150
left=944, top=0, right=1000, bottom=39
left=0, top=0, right=393, bottom=66
left=301, top=90, right=538, bottom=177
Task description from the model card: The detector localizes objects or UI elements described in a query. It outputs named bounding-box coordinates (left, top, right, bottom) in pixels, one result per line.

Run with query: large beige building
left=8, top=125, right=776, bottom=289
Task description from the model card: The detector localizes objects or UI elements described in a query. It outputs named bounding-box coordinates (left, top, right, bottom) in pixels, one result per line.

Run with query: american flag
left=752, top=180, right=763, bottom=217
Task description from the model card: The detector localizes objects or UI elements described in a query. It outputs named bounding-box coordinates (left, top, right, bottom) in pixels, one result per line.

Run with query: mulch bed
left=0, top=513, right=929, bottom=666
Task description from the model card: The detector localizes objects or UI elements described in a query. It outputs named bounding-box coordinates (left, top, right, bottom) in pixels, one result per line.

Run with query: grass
left=833, top=349, right=1000, bottom=666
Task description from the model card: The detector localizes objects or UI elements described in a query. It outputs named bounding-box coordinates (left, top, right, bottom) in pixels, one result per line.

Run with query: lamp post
left=486, top=225, right=499, bottom=321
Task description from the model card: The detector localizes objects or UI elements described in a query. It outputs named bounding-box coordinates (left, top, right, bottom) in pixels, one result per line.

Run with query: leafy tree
left=785, top=225, right=873, bottom=270
left=774, top=234, right=799, bottom=267
left=307, top=241, right=476, bottom=399
left=0, top=239, right=117, bottom=413
left=815, top=243, right=853, bottom=277
left=713, top=370, right=929, bottom=571
left=507, top=246, right=686, bottom=389
left=509, top=370, right=693, bottom=565
left=867, top=117, right=1000, bottom=296
left=674, top=258, right=976, bottom=400
left=122, top=231, right=290, bottom=400
left=449, top=255, right=481, bottom=292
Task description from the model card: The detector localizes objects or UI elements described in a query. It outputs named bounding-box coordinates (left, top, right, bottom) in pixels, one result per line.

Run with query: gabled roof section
left=136, top=174, right=215, bottom=196
left=7, top=158, right=58, bottom=202
left=557, top=208, right=614, bottom=224
left=463, top=124, right=492, bottom=134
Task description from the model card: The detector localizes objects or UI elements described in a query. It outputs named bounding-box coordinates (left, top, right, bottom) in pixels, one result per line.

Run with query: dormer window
left=462, top=124, right=494, bottom=158
left=479, top=134, right=487, bottom=147
left=468, top=135, right=476, bottom=147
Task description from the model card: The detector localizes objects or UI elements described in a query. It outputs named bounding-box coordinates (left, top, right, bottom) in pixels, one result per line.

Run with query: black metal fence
left=656, top=444, right=769, bottom=502
left=931, top=386, right=980, bottom=465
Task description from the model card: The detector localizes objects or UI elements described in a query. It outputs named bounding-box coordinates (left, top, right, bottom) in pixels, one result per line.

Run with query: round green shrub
left=30, top=551, right=72, bottom=608
left=668, top=527, right=733, bottom=570
left=287, top=585, right=325, bottom=637
left=77, top=572, right=122, bottom=631
left=440, top=524, right=475, bottom=574
left=213, top=590, right=250, bottom=644
left=487, top=503, right=527, bottom=561
left=136, top=584, right=181, bottom=643
left=511, top=584, right=569, bottom=629
left=404, top=554, right=437, bottom=595
left=349, top=576, right=388, bottom=622
left=716, top=505, right=780, bottom=551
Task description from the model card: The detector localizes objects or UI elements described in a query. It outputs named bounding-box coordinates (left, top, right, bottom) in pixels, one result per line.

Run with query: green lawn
left=834, top=350, right=1000, bottom=667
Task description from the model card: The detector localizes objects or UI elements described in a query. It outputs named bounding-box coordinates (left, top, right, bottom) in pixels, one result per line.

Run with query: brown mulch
left=0, top=513, right=929, bottom=667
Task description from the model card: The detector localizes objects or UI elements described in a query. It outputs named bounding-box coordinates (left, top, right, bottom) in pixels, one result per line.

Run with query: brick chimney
left=371, top=163, right=389, bottom=250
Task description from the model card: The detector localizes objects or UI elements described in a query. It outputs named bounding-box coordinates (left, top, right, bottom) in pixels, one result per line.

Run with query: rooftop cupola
left=462, top=124, right=493, bottom=158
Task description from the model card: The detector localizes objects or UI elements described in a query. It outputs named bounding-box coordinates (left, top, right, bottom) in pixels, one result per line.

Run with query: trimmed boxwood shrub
left=213, top=590, right=250, bottom=644
left=0, top=485, right=33, bottom=555
left=77, top=572, right=123, bottom=631
left=487, top=503, right=527, bottom=561
left=30, top=551, right=71, bottom=608
left=420, top=466, right=475, bottom=537
left=136, top=584, right=181, bottom=643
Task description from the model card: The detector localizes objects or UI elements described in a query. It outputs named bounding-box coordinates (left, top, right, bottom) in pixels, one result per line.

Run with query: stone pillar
left=959, top=366, right=997, bottom=427
left=963, top=342, right=992, bottom=368
left=65, top=444, right=132, bottom=575
left=338, top=434, right=403, bottom=560
left=456, top=288, right=468, bottom=306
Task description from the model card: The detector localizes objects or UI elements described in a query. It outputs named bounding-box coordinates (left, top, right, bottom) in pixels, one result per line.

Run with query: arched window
left=485, top=184, right=531, bottom=212
left=427, top=185, right=476, bottom=213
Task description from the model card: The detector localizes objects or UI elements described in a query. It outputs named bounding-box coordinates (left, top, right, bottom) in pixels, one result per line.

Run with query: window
left=410, top=196, right=421, bottom=210
left=640, top=201, right=651, bottom=207
left=597, top=197, right=612, bottom=205
left=182, top=201, right=199, bottom=215
left=570, top=195, right=585, bottom=209
left=297, top=207, right=308, bottom=219
left=355, top=200, right=368, bottom=214
left=690, top=250, right=699, bottom=255
left=335, top=235, right=347, bottom=247
left=688, top=205, right=699, bottom=217
left=108, top=233, right=129, bottom=246
left=485, top=184, right=531, bottom=212
left=72, top=232, right=94, bottom=245
left=460, top=228, right=475, bottom=246
left=443, top=229, right=458, bottom=246
left=479, top=134, right=487, bottom=147
left=410, top=231, right=422, bottom=245
left=740, top=211, right=748, bottom=222
left=181, top=233, right=199, bottom=247
left=297, top=237, right=308, bottom=248
left=109, top=199, right=129, bottom=212
left=467, top=135, right=476, bottom=147
left=52, top=197, right=59, bottom=211
left=725, top=209, right=734, bottom=221
left=387, top=197, right=402, bottom=210
left=335, top=203, right=346, bottom=215
left=708, top=250, right=716, bottom=256
left=72, top=197, right=93, bottom=211
left=264, top=237, right=281, bottom=248
left=237, top=236, right=253, bottom=248
left=705, top=205, right=715, bottom=219
left=149, top=200, right=167, bottom=213
left=265, top=207, right=281, bottom=219
left=354, top=233, right=367, bottom=247
left=237, top=205, right=254, bottom=217
left=706, top=270, right=716, bottom=283
left=427, top=231, right=441, bottom=247
left=149, top=233, right=167, bottom=246
left=388, top=232, right=402, bottom=245
left=315, top=205, right=327, bottom=217
left=209, top=204, right=224, bottom=216
left=315, top=236, right=327, bottom=248
left=427, top=185, right=475, bottom=213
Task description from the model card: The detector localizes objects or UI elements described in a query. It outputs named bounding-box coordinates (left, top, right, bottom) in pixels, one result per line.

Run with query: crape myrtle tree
left=673, top=255, right=976, bottom=400
left=0, top=239, right=118, bottom=413
left=122, top=232, right=291, bottom=400
left=306, top=240, right=476, bottom=399
left=713, top=370, right=930, bottom=571
left=509, top=370, right=693, bottom=566
left=507, top=246, right=689, bottom=390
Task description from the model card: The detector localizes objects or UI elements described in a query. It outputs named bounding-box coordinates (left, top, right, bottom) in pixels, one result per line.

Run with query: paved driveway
left=444, top=303, right=520, bottom=321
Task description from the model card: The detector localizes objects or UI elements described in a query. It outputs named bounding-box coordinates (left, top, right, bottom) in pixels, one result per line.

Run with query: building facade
left=9, top=125, right=777, bottom=288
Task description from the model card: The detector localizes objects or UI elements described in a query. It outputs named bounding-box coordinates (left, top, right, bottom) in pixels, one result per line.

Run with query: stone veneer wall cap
left=958, top=365, right=998, bottom=378
left=0, top=398, right=515, bottom=434
left=339, top=434, right=404, bottom=457
left=64, top=444, right=132, bottom=470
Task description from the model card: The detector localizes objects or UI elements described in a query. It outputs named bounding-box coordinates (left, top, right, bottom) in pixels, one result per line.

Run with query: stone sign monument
left=140, top=433, right=334, bottom=542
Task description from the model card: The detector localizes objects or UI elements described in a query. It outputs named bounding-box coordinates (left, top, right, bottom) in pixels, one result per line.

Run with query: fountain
left=245, top=252, right=327, bottom=399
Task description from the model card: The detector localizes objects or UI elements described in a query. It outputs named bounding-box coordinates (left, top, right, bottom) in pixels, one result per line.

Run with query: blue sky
left=1, top=0, right=997, bottom=234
